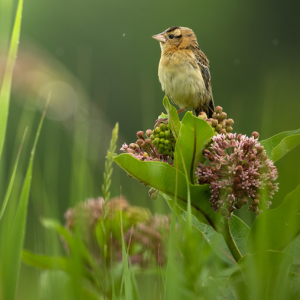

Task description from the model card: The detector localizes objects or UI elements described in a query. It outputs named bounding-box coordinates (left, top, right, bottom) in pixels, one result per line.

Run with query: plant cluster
left=196, top=132, right=279, bottom=217
left=64, top=196, right=170, bottom=267
left=120, top=120, right=175, bottom=163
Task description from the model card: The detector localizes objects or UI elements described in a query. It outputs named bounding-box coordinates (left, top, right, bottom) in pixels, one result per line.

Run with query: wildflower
left=120, top=121, right=175, bottom=164
left=195, top=132, right=279, bottom=217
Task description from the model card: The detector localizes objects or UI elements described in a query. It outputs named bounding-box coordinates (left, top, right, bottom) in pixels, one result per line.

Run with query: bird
left=152, top=26, right=214, bottom=118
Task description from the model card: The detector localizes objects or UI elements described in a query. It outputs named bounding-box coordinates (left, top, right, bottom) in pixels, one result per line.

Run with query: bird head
left=152, top=26, right=198, bottom=52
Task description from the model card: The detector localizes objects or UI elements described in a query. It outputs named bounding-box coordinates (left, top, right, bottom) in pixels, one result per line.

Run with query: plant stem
left=221, top=219, right=242, bottom=262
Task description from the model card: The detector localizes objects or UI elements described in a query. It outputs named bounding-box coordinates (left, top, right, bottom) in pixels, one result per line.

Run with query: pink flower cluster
left=196, top=132, right=279, bottom=217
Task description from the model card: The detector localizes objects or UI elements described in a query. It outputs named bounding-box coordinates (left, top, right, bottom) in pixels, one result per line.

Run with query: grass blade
left=0, top=128, right=27, bottom=221
left=0, top=0, right=23, bottom=162
left=1, top=105, right=46, bottom=300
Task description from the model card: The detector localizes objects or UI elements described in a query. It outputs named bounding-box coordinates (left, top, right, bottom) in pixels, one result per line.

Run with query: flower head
left=196, top=132, right=279, bottom=217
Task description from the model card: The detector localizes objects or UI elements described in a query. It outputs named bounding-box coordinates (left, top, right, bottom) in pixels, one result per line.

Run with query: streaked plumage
left=152, top=26, right=214, bottom=117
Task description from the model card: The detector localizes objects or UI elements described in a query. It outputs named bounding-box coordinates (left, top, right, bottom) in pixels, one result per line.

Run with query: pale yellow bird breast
left=158, top=54, right=206, bottom=109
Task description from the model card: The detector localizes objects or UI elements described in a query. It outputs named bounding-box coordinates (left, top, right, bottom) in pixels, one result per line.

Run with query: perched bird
left=152, top=26, right=214, bottom=117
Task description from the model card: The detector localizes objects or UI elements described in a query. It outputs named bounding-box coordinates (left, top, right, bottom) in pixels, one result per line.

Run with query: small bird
left=152, top=26, right=214, bottom=118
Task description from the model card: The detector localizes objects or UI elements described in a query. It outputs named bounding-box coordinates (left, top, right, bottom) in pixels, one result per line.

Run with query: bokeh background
left=0, top=0, right=300, bottom=298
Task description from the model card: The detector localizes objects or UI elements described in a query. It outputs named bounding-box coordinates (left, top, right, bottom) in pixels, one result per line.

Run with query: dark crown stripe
left=166, top=26, right=180, bottom=33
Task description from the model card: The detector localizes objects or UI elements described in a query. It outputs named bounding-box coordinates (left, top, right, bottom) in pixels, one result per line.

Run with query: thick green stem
left=221, top=219, right=242, bottom=262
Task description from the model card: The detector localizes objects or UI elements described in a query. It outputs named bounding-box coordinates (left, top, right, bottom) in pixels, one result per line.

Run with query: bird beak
left=152, top=33, right=166, bottom=43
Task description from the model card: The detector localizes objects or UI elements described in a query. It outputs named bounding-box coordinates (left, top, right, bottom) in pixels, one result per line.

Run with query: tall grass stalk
left=0, top=0, right=23, bottom=163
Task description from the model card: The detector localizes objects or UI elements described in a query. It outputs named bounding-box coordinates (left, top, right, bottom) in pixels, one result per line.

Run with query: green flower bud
left=150, top=134, right=154, bottom=140
left=226, top=126, right=233, bottom=132
left=145, top=138, right=152, bottom=145
left=155, top=134, right=160, bottom=138
left=154, top=138, right=160, bottom=144
left=220, top=112, right=227, bottom=120
left=164, top=140, right=170, bottom=145
left=159, top=131, right=165, bottom=138
left=220, top=129, right=226, bottom=134
left=154, top=127, right=161, bottom=134
left=160, top=123, right=167, bottom=131
left=160, top=138, right=165, bottom=144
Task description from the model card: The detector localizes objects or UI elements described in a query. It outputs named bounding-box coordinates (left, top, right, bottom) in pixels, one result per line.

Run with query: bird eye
left=169, top=34, right=174, bottom=39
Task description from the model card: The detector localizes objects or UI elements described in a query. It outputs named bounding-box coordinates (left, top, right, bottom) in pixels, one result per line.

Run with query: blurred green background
left=0, top=0, right=300, bottom=298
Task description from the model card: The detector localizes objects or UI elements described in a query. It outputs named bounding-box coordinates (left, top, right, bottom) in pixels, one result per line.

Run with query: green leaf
left=185, top=212, right=249, bottom=265
left=260, top=128, right=300, bottom=162
left=0, top=0, right=23, bottom=162
left=163, top=96, right=181, bottom=138
left=203, top=277, right=235, bottom=300
left=22, top=251, right=73, bottom=272
left=247, top=185, right=300, bottom=253
left=1, top=98, right=45, bottom=300
left=114, top=154, right=222, bottom=231
left=229, top=251, right=293, bottom=300
left=174, top=112, right=214, bottom=183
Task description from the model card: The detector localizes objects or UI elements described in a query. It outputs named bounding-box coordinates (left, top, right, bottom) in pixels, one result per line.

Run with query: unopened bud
left=198, top=111, right=207, bottom=120
left=212, top=112, right=217, bottom=119
left=220, top=129, right=227, bottom=134
left=129, top=143, right=136, bottom=149
left=212, top=119, right=218, bottom=127
left=154, top=127, right=161, bottom=134
left=252, top=199, right=259, bottom=206
left=136, top=139, right=144, bottom=146
left=226, top=187, right=233, bottom=194
left=253, top=172, right=260, bottom=179
left=233, top=177, right=241, bottom=185
left=226, top=126, right=233, bottom=133
left=219, top=112, right=227, bottom=120
left=146, top=129, right=153, bottom=137
left=252, top=131, right=259, bottom=139
left=206, top=120, right=212, bottom=126
left=261, top=153, right=268, bottom=161
left=137, top=131, right=144, bottom=139
left=226, top=119, right=234, bottom=126
left=236, top=184, right=243, bottom=190
left=235, top=165, right=243, bottom=174
left=145, top=138, right=152, bottom=145
left=216, top=124, right=222, bottom=131
left=256, top=146, right=264, bottom=153
left=160, top=123, right=167, bottom=131
left=215, top=106, right=223, bottom=113
left=237, top=134, right=242, bottom=142
left=243, top=161, right=250, bottom=168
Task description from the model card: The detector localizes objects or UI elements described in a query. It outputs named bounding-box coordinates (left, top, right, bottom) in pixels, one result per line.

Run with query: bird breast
left=158, top=51, right=207, bottom=109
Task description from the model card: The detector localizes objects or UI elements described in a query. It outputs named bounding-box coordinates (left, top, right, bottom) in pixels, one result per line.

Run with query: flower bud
left=212, top=119, right=218, bottom=127
left=154, top=127, right=161, bottom=134
left=219, top=112, right=227, bottom=120
left=256, top=146, right=264, bottom=153
left=129, top=143, right=136, bottom=149
left=255, top=192, right=260, bottom=199
left=241, top=198, right=248, bottom=205
left=136, top=139, right=144, bottom=146
left=216, top=124, right=222, bottom=131
left=212, top=112, right=217, bottom=119
left=252, top=199, right=259, bottom=206
left=150, top=134, right=154, bottom=140
left=226, top=126, right=233, bottom=133
left=160, top=138, right=165, bottom=144
left=146, top=129, right=153, bottom=137
left=215, top=106, right=223, bottom=113
left=198, top=111, right=207, bottom=120
left=145, top=138, right=152, bottom=145
left=233, top=177, right=241, bottom=185
left=220, top=129, right=227, bottom=134
left=154, top=138, right=160, bottom=145
left=160, top=123, right=167, bottom=131
left=127, top=149, right=135, bottom=154
left=226, top=119, right=234, bottom=126
left=137, top=131, right=144, bottom=139
left=237, top=134, right=242, bottom=141
left=261, top=153, right=268, bottom=161
left=235, top=165, right=243, bottom=174
left=253, top=172, right=260, bottom=179
left=236, top=184, right=243, bottom=190
left=236, top=190, right=245, bottom=198
left=208, top=154, right=215, bottom=161
left=165, top=130, right=171, bottom=138
left=252, top=131, right=259, bottom=139
left=159, top=131, right=165, bottom=138
left=206, top=120, right=212, bottom=127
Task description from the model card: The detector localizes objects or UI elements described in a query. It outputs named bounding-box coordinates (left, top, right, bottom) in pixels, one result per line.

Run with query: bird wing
left=194, top=47, right=215, bottom=116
